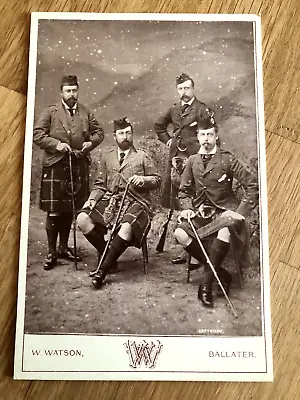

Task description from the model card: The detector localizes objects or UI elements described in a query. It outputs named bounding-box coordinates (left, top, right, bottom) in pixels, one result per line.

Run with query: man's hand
left=180, top=209, right=196, bottom=220
left=56, top=142, right=72, bottom=152
left=82, top=199, right=96, bottom=210
left=129, top=175, right=144, bottom=187
left=81, top=141, right=93, bottom=152
left=221, top=210, right=245, bottom=221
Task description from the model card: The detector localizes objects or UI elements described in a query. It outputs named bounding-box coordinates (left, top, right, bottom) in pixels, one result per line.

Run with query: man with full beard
left=33, top=75, right=104, bottom=270
left=77, top=117, right=161, bottom=289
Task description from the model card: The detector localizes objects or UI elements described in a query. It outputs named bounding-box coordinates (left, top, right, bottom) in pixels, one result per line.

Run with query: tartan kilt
left=83, top=199, right=151, bottom=248
left=178, top=213, right=219, bottom=240
left=178, top=210, right=250, bottom=268
left=39, top=157, right=89, bottom=213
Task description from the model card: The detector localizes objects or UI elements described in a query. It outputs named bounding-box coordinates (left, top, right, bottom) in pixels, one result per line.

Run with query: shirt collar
left=181, top=97, right=195, bottom=107
left=62, top=99, right=77, bottom=111
left=198, top=145, right=217, bottom=155
left=118, top=147, right=131, bottom=159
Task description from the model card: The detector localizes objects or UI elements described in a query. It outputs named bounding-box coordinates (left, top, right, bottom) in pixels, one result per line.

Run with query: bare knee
left=217, top=227, right=230, bottom=243
left=118, top=222, right=132, bottom=242
left=77, top=212, right=94, bottom=234
left=175, top=228, right=191, bottom=246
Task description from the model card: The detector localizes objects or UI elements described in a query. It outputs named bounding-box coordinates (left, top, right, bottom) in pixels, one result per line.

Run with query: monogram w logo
left=124, top=340, right=163, bottom=369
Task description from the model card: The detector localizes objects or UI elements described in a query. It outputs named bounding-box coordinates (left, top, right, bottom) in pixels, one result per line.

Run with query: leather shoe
left=189, top=263, right=201, bottom=271
left=172, top=255, right=187, bottom=264
left=58, top=247, right=82, bottom=262
left=217, top=270, right=232, bottom=297
left=91, top=272, right=106, bottom=289
left=43, top=253, right=57, bottom=270
left=198, top=284, right=214, bottom=308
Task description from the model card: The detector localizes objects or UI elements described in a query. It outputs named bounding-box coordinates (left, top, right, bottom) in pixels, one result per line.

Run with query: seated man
left=77, top=117, right=161, bottom=289
left=174, top=116, right=258, bottom=308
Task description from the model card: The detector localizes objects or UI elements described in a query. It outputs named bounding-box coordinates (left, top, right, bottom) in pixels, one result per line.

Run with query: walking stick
left=187, top=215, right=238, bottom=318
left=89, top=181, right=130, bottom=277
left=68, top=151, right=78, bottom=270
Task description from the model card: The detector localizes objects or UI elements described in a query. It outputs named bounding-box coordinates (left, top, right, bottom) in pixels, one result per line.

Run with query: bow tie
left=119, top=152, right=126, bottom=165
left=201, top=154, right=213, bottom=159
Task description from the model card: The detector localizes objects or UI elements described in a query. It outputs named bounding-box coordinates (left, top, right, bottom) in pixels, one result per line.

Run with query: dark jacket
left=154, top=97, right=214, bottom=208
left=154, top=97, right=213, bottom=159
left=179, top=149, right=258, bottom=218
left=33, top=102, right=104, bottom=166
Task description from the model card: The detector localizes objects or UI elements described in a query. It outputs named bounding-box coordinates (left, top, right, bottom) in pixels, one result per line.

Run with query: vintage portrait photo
left=14, top=13, right=272, bottom=381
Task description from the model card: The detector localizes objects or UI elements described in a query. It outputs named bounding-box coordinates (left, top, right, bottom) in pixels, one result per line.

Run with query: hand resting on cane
left=178, top=209, right=196, bottom=223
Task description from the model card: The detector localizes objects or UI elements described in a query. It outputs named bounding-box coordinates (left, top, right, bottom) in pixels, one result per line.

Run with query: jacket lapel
left=181, top=98, right=198, bottom=126
left=119, top=146, right=137, bottom=171
left=203, top=148, right=221, bottom=175
left=193, top=154, right=205, bottom=176
left=56, top=102, right=71, bottom=135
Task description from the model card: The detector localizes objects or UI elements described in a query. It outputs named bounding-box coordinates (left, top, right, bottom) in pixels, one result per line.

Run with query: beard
left=65, top=97, right=77, bottom=108
left=118, top=140, right=131, bottom=150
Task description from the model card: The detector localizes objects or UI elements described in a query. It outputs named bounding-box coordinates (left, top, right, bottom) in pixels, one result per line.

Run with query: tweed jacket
left=154, top=97, right=213, bottom=159
left=33, top=102, right=104, bottom=167
left=89, top=146, right=161, bottom=208
left=179, top=148, right=258, bottom=218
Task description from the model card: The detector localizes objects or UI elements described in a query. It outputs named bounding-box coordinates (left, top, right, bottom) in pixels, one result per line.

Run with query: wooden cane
left=68, top=151, right=78, bottom=270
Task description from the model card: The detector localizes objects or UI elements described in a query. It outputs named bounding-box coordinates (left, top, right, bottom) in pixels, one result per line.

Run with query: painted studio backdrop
left=26, top=19, right=261, bottom=337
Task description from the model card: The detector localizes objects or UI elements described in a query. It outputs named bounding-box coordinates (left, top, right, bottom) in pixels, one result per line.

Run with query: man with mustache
left=77, top=117, right=161, bottom=289
left=154, top=73, right=215, bottom=264
left=174, top=115, right=258, bottom=308
left=33, top=75, right=104, bottom=270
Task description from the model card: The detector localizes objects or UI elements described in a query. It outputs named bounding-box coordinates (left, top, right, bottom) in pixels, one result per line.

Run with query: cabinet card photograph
left=14, top=12, right=272, bottom=381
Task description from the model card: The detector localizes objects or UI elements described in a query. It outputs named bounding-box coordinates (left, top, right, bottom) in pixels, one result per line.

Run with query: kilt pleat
left=39, top=157, right=89, bottom=213
left=82, top=200, right=150, bottom=248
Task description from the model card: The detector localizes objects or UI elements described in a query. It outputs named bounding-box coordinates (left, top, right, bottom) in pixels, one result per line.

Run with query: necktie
left=119, top=152, right=125, bottom=165
left=201, top=154, right=213, bottom=168
left=68, top=108, right=74, bottom=117
left=181, top=103, right=189, bottom=113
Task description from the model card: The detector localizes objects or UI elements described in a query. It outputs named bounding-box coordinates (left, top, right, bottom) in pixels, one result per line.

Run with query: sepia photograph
left=14, top=13, right=272, bottom=381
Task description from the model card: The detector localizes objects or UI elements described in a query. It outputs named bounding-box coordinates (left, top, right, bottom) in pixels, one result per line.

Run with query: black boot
left=92, top=235, right=128, bottom=289
left=198, top=283, right=214, bottom=307
left=172, top=249, right=187, bottom=264
left=44, top=215, right=59, bottom=270
left=185, top=239, right=213, bottom=306
left=57, top=213, right=82, bottom=261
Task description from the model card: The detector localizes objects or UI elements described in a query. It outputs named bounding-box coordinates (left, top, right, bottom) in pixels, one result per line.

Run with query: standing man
left=174, top=116, right=258, bottom=308
left=77, top=117, right=161, bottom=289
left=33, top=75, right=104, bottom=270
left=154, top=72, right=215, bottom=264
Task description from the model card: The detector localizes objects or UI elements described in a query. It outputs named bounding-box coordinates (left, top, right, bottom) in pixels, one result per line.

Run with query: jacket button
left=203, top=186, right=207, bottom=189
